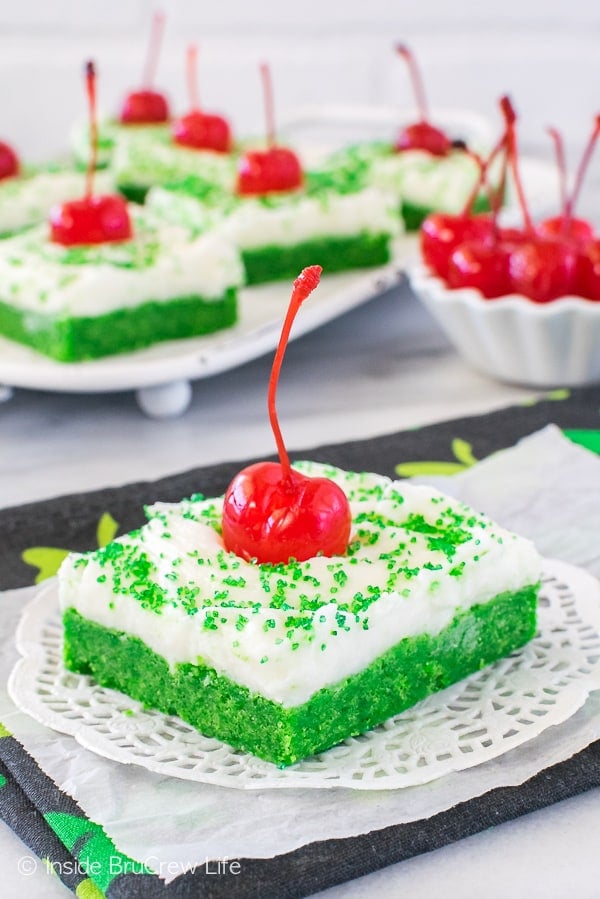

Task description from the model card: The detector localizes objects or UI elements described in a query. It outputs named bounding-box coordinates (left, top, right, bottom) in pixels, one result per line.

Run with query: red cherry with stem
left=222, top=267, right=352, bottom=564
left=566, top=115, right=600, bottom=221
left=394, top=44, right=452, bottom=156
left=119, top=11, right=170, bottom=124
left=576, top=238, right=600, bottom=300
left=120, top=90, right=169, bottom=126
left=50, top=62, right=132, bottom=246
left=447, top=240, right=511, bottom=298
left=236, top=62, right=303, bottom=196
left=421, top=212, right=495, bottom=280
left=508, top=239, right=577, bottom=302
left=450, top=96, right=526, bottom=296
left=420, top=113, right=512, bottom=280
left=171, top=45, right=232, bottom=152
left=537, top=124, right=597, bottom=246
left=499, top=226, right=530, bottom=247
left=539, top=214, right=594, bottom=246
left=499, top=96, right=534, bottom=236
left=0, top=140, right=19, bottom=180
left=497, top=97, right=578, bottom=301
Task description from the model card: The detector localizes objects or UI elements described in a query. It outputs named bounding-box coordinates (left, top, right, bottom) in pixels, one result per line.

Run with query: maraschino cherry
left=445, top=96, right=520, bottom=296
left=501, top=101, right=578, bottom=302
left=577, top=239, right=600, bottom=300
left=420, top=146, right=502, bottom=280
left=222, top=267, right=352, bottom=565
left=537, top=119, right=600, bottom=246
left=50, top=62, right=132, bottom=246
left=0, top=140, right=19, bottom=181
left=119, top=11, right=170, bottom=124
left=172, top=45, right=232, bottom=152
left=568, top=116, right=600, bottom=298
left=420, top=96, right=520, bottom=282
left=236, top=62, right=303, bottom=196
left=394, top=44, right=452, bottom=157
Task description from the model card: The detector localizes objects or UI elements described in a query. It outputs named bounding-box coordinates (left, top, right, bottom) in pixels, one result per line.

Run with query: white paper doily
left=8, top=558, right=600, bottom=791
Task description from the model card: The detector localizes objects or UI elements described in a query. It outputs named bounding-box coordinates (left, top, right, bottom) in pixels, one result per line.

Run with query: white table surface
left=1, top=280, right=598, bottom=898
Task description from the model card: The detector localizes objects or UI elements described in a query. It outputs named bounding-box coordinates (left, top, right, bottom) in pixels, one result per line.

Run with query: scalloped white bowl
left=408, top=264, right=600, bottom=388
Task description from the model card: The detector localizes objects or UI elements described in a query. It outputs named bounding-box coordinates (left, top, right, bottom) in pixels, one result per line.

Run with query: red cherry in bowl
left=421, top=212, right=495, bottom=279
left=447, top=240, right=511, bottom=298
left=536, top=215, right=594, bottom=247
left=222, top=266, right=352, bottom=565
left=537, top=119, right=600, bottom=250
left=507, top=237, right=577, bottom=303
left=120, top=90, right=169, bottom=125
left=50, top=194, right=132, bottom=246
left=575, top=239, right=600, bottom=300
left=0, top=141, right=19, bottom=180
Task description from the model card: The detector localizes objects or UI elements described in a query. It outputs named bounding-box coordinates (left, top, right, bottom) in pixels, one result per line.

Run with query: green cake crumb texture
left=241, top=232, right=391, bottom=284
left=63, top=584, right=538, bottom=766
left=0, top=289, right=237, bottom=362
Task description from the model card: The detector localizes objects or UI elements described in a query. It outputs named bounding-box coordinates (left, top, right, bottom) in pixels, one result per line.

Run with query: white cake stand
left=0, top=264, right=406, bottom=419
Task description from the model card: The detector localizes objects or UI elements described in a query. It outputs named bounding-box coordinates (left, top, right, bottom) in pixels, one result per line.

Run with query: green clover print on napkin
left=22, top=512, right=119, bottom=584
left=395, top=438, right=478, bottom=478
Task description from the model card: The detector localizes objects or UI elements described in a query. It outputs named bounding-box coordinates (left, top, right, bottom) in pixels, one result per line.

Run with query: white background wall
left=1, top=0, right=600, bottom=191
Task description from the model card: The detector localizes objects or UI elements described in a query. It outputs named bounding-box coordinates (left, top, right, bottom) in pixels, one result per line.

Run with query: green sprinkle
left=235, top=614, right=249, bottom=631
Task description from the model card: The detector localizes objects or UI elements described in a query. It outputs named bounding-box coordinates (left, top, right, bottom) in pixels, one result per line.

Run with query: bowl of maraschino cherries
left=409, top=96, right=600, bottom=388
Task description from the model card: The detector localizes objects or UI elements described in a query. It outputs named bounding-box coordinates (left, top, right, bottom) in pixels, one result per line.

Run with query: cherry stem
left=460, top=122, right=508, bottom=223
left=268, top=266, right=322, bottom=482
left=141, top=10, right=166, bottom=88
left=260, top=61, right=276, bottom=148
left=492, top=139, right=510, bottom=223
left=461, top=144, right=495, bottom=217
left=396, top=43, right=429, bottom=122
left=186, top=44, right=201, bottom=112
left=565, top=114, right=600, bottom=224
left=547, top=127, right=568, bottom=218
left=500, top=95, right=534, bottom=235
left=85, top=60, right=98, bottom=200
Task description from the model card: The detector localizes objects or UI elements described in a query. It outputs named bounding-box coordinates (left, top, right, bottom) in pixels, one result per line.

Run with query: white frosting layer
left=369, top=150, right=482, bottom=213
left=59, top=463, right=541, bottom=707
left=146, top=185, right=401, bottom=248
left=211, top=188, right=401, bottom=248
left=0, top=207, right=244, bottom=315
left=0, top=170, right=114, bottom=235
left=112, top=131, right=237, bottom=190
left=70, top=118, right=170, bottom=169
